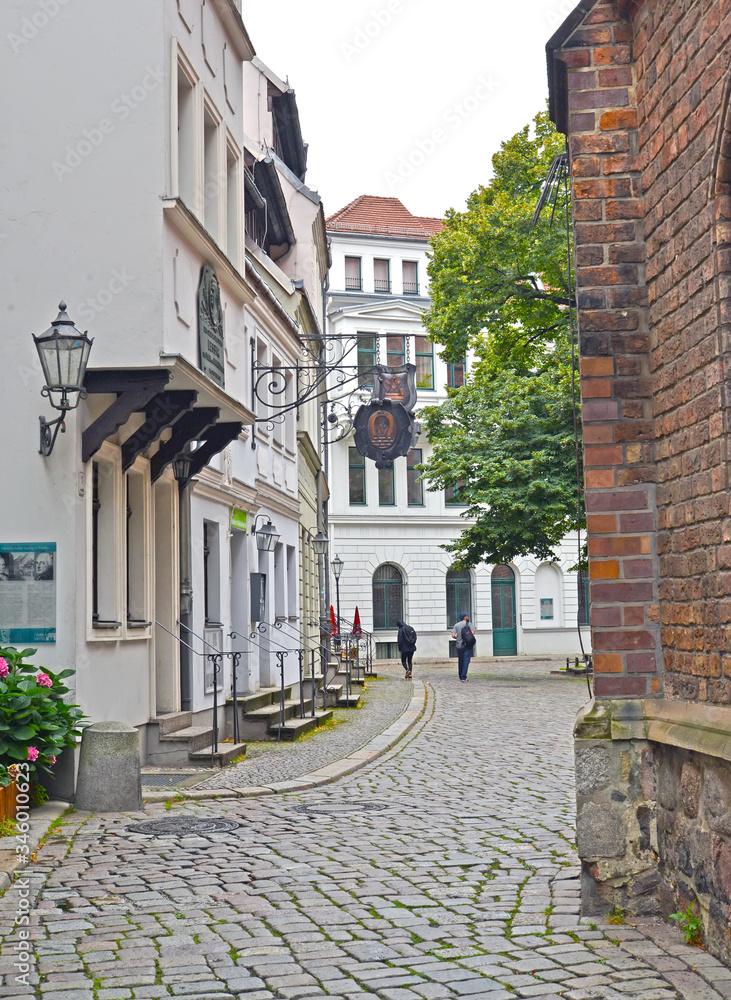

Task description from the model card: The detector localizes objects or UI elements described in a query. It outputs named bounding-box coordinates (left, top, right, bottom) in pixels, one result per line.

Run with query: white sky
left=240, top=0, right=574, bottom=220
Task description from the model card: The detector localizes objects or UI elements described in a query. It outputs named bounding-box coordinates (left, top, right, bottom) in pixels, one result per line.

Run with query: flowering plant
left=0, top=645, right=86, bottom=783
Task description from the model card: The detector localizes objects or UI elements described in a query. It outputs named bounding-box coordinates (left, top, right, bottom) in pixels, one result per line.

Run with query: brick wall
left=556, top=0, right=731, bottom=704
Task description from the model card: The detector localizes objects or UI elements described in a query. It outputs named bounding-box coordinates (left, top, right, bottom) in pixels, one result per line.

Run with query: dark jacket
left=396, top=620, right=417, bottom=653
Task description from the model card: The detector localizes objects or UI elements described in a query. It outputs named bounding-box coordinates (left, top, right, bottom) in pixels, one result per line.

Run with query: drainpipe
left=179, top=483, right=193, bottom=711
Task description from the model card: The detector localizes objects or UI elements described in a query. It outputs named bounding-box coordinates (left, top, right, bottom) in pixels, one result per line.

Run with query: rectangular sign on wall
left=0, top=542, right=57, bottom=643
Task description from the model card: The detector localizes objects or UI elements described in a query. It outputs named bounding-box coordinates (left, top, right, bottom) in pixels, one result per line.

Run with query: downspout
left=179, top=482, right=193, bottom=711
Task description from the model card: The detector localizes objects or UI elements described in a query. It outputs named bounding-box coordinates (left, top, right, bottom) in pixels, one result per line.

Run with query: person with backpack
left=452, top=612, right=475, bottom=682
left=396, top=620, right=417, bottom=678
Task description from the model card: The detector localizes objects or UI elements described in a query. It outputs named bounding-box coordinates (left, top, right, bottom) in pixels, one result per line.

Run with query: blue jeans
left=457, top=647, right=472, bottom=680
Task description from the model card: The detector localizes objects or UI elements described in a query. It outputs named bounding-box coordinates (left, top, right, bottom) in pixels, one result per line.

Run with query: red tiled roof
left=326, top=195, right=444, bottom=239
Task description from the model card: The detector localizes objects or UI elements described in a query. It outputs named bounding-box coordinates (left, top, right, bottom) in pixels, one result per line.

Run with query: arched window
left=372, top=564, right=404, bottom=630
left=446, top=568, right=472, bottom=628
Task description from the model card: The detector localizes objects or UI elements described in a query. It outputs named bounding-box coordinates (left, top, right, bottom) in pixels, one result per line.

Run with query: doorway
left=491, top=565, right=517, bottom=656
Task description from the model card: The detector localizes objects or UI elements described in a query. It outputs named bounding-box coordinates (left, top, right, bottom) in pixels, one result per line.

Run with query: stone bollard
left=75, top=721, right=142, bottom=812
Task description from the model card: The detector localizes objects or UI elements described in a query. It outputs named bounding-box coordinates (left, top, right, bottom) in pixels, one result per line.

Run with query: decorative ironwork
left=127, top=817, right=240, bottom=836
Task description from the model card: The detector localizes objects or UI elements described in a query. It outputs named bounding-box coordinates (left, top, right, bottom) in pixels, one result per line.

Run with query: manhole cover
left=294, top=801, right=388, bottom=815
left=126, top=817, right=240, bottom=836
left=141, top=773, right=192, bottom=787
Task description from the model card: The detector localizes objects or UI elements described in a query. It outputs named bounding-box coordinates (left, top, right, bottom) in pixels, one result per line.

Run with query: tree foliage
left=420, top=110, right=581, bottom=567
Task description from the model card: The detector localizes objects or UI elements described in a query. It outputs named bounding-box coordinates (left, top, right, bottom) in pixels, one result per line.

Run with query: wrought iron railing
left=345, top=276, right=362, bottom=291
left=403, top=281, right=419, bottom=295
left=374, top=279, right=391, bottom=293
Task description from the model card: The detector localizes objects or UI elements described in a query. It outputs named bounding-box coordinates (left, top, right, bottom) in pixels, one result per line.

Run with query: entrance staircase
left=147, top=711, right=246, bottom=768
left=230, top=684, right=333, bottom=741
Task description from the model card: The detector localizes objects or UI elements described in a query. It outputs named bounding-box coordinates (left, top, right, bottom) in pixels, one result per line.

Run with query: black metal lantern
left=331, top=554, right=344, bottom=580
left=172, top=452, right=193, bottom=486
left=33, top=302, right=94, bottom=456
left=310, top=530, right=328, bottom=556
left=252, top=515, right=279, bottom=552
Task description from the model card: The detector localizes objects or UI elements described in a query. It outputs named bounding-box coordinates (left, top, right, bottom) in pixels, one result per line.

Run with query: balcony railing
left=403, top=281, right=420, bottom=295
left=345, top=276, right=362, bottom=291
left=374, top=279, right=391, bottom=293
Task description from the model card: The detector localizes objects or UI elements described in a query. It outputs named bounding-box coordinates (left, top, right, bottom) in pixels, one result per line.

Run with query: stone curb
left=0, top=799, right=69, bottom=894
left=143, top=681, right=429, bottom=804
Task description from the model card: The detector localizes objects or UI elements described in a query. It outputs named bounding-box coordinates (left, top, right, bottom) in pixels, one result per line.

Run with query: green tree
left=420, top=110, right=581, bottom=567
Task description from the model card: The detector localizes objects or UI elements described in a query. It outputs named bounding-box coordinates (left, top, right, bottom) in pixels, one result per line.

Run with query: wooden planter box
left=0, top=781, right=17, bottom=822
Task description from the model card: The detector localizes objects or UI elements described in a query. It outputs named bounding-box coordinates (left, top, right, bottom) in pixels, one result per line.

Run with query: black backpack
left=462, top=622, right=476, bottom=647
left=402, top=625, right=417, bottom=645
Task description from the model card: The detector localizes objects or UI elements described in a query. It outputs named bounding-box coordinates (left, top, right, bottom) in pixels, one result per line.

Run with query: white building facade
left=326, top=196, right=591, bottom=660
left=0, top=0, right=328, bottom=778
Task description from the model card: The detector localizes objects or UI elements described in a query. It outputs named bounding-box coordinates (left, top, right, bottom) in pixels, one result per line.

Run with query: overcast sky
left=241, top=0, right=574, bottom=220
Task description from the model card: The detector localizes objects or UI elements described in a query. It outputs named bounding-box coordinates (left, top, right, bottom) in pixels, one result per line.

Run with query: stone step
left=337, top=693, right=362, bottom=709
left=189, top=741, right=247, bottom=767
left=243, top=697, right=315, bottom=725
left=231, top=685, right=295, bottom=713
left=268, top=710, right=333, bottom=741
left=154, top=711, right=193, bottom=736
left=158, top=725, right=212, bottom=753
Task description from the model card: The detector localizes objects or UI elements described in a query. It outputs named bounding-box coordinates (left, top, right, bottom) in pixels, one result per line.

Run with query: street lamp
left=33, top=301, right=94, bottom=456
left=310, top=530, right=328, bottom=556
left=331, top=554, right=344, bottom=635
left=252, top=514, right=280, bottom=552
left=172, top=452, right=192, bottom=488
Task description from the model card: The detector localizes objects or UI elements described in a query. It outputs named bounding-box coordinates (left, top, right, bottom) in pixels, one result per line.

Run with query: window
left=387, top=335, right=405, bottom=368
left=203, top=521, right=221, bottom=625
left=578, top=571, right=590, bottom=626
left=378, top=466, right=395, bottom=505
left=447, top=360, right=466, bottom=389
left=126, top=472, right=147, bottom=625
left=226, top=142, right=241, bottom=265
left=446, top=568, right=472, bottom=629
left=349, top=448, right=366, bottom=504
left=407, top=448, right=423, bottom=506
left=415, top=336, right=434, bottom=389
left=345, top=256, right=362, bottom=291
left=445, top=483, right=465, bottom=506
left=403, top=260, right=419, bottom=295
left=374, top=258, right=391, bottom=293
left=91, top=458, right=120, bottom=627
left=372, top=564, right=404, bottom=630
left=177, top=63, right=196, bottom=209
left=357, top=334, right=377, bottom=388
left=203, top=105, right=221, bottom=243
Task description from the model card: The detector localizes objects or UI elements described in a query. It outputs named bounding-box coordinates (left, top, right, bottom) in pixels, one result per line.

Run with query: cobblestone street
left=3, top=661, right=730, bottom=1000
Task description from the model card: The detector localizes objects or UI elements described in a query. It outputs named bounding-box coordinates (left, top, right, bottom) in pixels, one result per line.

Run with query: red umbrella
left=352, top=606, right=363, bottom=637
left=329, top=604, right=338, bottom=635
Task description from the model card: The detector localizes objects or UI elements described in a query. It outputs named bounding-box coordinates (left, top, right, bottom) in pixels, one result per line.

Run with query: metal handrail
left=270, top=619, right=332, bottom=711
left=230, top=630, right=289, bottom=740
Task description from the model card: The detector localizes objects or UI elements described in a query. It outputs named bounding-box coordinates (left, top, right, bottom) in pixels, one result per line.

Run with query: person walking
left=452, top=612, right=475, bottom=682
left=396, top=619, right=417, bottom=679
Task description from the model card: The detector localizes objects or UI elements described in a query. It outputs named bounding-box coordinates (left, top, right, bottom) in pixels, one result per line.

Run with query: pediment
left=334, top=299, right=426, bottom=322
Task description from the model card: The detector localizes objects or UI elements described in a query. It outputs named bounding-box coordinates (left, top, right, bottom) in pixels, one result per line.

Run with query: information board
left=0, top=542, right=57, bottom=644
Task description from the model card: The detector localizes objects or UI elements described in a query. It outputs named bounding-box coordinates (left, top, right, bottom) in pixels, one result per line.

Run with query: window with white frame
left=345, top=256, right=362, bottom=290
left=176, top=62, right=196, bottom=209
left=403, top=260, right=419, bottom=295
left=203, top=104, right=221, bottom=243
left=126, top=471, right=148, bottom=626
left=226, top=140, right=241, bottom=265
left=91, top=456, right=120, bottom=628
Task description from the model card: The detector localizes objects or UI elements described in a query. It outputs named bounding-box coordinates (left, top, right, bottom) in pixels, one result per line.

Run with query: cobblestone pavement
left=199, top=670, right=414, bottom=790
left=3, top=660, right=730, bottom=1000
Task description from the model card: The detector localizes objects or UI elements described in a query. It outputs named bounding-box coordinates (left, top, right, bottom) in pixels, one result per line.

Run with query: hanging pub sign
left=198, top=264, right=225, bottom=388
left=371, top=363, right=417, bottom=411
left=353, top=401, right=416, bottom=468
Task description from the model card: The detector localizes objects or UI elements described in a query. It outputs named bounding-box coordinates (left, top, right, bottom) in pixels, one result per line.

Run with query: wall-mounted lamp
left=309, top=530, right=328, bottom=556
left=172, top=452, right=192, bottom=487
left=252, top=513, right=280, bottom=551
left=33, top=302, right=94, bottom=457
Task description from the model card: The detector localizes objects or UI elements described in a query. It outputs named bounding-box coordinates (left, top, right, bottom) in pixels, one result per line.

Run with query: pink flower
left=0, top=658, right=8, bottom=678
left=26, top=747, right=39, bottom=762
left=49, top=756, right=57, bottom=765
left=36, top=672, right=52, bottom=688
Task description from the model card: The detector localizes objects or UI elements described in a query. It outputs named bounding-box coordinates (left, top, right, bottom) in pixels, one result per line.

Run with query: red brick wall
left=558, top=0, right=731, bottom=702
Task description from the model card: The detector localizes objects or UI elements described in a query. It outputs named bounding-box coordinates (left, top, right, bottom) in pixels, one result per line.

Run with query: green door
left=491, top=566, right=517, bottom=656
